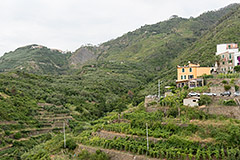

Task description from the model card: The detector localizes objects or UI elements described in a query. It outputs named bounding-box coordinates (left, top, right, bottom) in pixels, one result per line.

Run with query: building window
left=188, top=75, right=193, bottom=79
left=222, top=62, right=225, bottom=65
left=193, top=100, right=197, bottom=102
left=182, top=68, right=185, bottom=72
left=229, top=54, right=232, bottom=59
left=228, top=45, right=231, bottom=49
left=181, top=75, right=183, bottom=79
left=189, top=68, right=192, bottom=72
left=222, top=55, right=224, bottom=58
left=184, top=75, right=186, bottom=79
left=229, top=60, right=232, bottom=63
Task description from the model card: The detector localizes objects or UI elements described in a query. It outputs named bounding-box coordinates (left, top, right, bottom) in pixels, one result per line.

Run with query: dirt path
left=0, top=121, right=17, bottom=125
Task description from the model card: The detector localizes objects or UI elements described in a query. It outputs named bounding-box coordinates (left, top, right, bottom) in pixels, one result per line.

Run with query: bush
left=183, top=86, right=189, bottom=90
left=224, top=85, right=231, bottom=91
left=223, top=99, right=237, bottom=106
left=66, top=138, right=77, bottom=150
left=13, top=132, right=22, bottom=139
left=230, top=78, right=235, bottom=84
left=235, top=85, right=239, bottom=91
left=222, top=80, right=228, bottom=84
left=199, top=95, right=212, bottom=106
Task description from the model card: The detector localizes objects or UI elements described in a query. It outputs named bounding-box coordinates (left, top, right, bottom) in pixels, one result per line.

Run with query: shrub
left=183, top=86, right=189, bottom=90
left=4, top=130, right=11, bottom=136
left=66, top=138, right=77, bottom=150
left=230, top=78, right=235, bottom=84
left=235, top=85, right=239, bottom=91
left=222, top=80, right=228, bottom=84
left=202, top=74, right=213, bottom=79
left=224, top=85, right=231, bottom=91
left=13, top=132, right=22, bottom=139
left=199, top=95, right=212, bottom=106
left=223, top=99, right=237, bottom=106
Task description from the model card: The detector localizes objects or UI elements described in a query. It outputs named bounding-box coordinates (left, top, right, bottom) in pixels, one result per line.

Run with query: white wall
left=216, top=44, right=239, bottom=55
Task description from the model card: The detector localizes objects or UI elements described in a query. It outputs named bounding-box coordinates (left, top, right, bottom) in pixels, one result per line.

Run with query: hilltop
left=0, top=44, right=70, bottom=74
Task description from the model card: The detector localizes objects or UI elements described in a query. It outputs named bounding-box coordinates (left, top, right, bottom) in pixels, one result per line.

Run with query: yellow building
left=176, top=62, right=212, bottom=88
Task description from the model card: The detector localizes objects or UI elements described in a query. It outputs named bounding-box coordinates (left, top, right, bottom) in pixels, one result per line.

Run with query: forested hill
left=0, top=4, right=239, bottom=76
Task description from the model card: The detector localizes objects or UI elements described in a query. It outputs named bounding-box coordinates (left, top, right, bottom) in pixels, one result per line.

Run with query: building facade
left=216, top=43, right=239, bottom=73
left=176, top=62, right=212, bottom=88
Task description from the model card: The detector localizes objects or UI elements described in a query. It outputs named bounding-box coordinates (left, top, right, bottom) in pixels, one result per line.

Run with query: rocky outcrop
left=69, top=47, right=99, bottom=66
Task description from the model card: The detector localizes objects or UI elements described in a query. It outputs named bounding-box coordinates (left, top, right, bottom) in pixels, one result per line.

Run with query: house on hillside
left=176, top=61, right=212, bottom=88
left=183, top=97, right=200, bottom=107
left=216, top=43, right=240, bottom=73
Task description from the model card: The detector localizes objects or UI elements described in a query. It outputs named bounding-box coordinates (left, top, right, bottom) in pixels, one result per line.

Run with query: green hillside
left=1, top=3, right=240, bottom=160
left=0, top=45, right=70, bottom=74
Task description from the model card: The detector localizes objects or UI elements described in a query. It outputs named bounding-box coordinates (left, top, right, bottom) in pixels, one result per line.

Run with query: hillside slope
left=0, top=45, right=70, bottom=74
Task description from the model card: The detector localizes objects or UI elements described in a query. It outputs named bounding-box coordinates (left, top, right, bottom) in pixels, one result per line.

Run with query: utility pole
left=146, top=123, right=149, bottom=152
left=158, top=80, right=160, bottom=98
left=158, top=80, right=162, bottom=99
left=63, top=121, right=66, bottom=148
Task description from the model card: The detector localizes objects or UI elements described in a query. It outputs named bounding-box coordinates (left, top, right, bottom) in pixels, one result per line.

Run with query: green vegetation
left=223, top=99, right=237, bottom=106
left=224, top=85, right=231, bottom=91
left=78, top=149, right=110, bottom=160
left=234, top=65, right=240, bottom=72
left=222, top=80, right=228, bottom=84
left=199, top=95, right=212, bottom=105
left=0, top=3, right=240, bottom=160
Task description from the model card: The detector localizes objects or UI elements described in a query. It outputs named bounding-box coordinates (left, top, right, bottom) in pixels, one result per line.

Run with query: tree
left=199, top=95, right=212, bottom=106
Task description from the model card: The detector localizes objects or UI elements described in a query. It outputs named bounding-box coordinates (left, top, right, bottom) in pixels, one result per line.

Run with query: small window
left=188, top=75, right=193, bottom=79
left=229, top=60, right=232, bottom=63
left=193, top=100, right=197, bottom=102
left=184, top=75, right=186, bottom=79
left=228, top=45, right=231, bottom=49
left=181, top=75, right=183, bottom=79
left=222, top=55, right=224, bottom=58
left=229, top=54, right=232, bottom=59
left=222, top=62, right=225, bottom=65
left=189, top=68, right=192, bottom=72
left=182, top=68, right=185, bottom=72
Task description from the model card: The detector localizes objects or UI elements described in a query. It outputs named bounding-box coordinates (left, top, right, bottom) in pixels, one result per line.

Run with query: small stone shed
left=183, top=97, right=200, bottom=107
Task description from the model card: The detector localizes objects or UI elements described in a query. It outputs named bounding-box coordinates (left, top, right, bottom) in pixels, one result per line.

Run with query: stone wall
left=201, top=105, right=240, bottom=119
left=207, top=78, right=237, bottom=96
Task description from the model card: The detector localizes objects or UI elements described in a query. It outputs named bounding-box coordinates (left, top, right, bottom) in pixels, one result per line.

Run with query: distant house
left=216, top=43, right=240, bottom=73
left=176, top=61, right=212, bottom=88
left=183, top=97, right=200, bottom=107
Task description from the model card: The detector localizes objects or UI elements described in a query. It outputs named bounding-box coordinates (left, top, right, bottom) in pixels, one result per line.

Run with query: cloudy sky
left=0, top=0, right=239, bottom=56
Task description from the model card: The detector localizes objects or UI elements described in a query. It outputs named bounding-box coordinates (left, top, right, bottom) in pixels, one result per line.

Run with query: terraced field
left=72, top=105, right=240, bottom=160
left=0, top=103, right=73, bottom=159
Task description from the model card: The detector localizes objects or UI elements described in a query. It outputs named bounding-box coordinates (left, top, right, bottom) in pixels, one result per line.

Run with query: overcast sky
left=0, top=0, right=239, bottom=56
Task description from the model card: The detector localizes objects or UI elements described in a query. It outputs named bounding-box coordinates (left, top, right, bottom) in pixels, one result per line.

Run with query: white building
left=183, top=97, right=200, bottom=107
left=216, top=43, right=239, bottom=73
left=216, top=43, right=239, bottom=55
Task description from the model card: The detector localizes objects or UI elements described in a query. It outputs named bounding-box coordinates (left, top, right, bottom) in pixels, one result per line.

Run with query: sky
left=0, top=0, right=239, bottom=56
